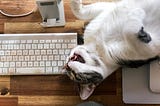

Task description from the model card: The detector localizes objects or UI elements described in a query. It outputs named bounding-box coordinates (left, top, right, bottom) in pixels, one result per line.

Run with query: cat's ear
left=79, top=83, right=96, bottom=100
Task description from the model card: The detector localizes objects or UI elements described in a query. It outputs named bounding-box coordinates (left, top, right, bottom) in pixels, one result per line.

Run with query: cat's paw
left=137, top=27, right=152, bottom=43
left=70, top=0, right=82, bottom=11
left=68, top=61, right=88, bottom=73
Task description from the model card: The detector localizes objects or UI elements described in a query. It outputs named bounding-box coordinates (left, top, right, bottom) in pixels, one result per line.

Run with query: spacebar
left=16, top=67, right=45, bottom=75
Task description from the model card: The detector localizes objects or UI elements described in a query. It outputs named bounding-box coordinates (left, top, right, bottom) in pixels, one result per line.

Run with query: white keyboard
left=0, top=33, right=77, bottom=75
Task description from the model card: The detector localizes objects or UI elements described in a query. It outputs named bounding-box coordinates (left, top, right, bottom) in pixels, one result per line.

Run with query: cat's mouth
left=70, top=53, right=85, bottom=63
left=63, top=53, right=86, bottom=82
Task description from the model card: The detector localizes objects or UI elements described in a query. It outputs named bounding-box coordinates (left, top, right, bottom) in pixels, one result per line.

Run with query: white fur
left=67, top=0, right=160, bottom=99
left=68, top=0, right=160, bottom=78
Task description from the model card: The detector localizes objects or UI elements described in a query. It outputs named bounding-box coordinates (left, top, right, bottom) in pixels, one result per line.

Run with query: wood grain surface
left=0, top=0, right=159, bottom=106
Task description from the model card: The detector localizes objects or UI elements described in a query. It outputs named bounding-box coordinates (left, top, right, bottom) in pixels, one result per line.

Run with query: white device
left=150, top=59, right=160, bottom=93
left=36, top=0, right=65, bottom=27
left=0, top=33, right=77, bottom=75
left=123, top=62, right=160, bottom=104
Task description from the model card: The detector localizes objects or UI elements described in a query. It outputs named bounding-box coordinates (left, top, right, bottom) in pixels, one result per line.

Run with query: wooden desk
left=0, top=0, right=159, bottom=106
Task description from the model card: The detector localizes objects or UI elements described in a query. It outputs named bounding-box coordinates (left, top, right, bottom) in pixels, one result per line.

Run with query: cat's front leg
left=68, top=61, right=104, bottom=75
left=70, top=0, right=110, bottom=20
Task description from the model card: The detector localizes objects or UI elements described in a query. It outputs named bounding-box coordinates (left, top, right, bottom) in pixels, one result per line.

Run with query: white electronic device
left=36, top=0, right=65, bottom=27
left=123, top=62, right=160, bottom=104
left=149, top=59, right=160, bottom=93
left=0, top=33, right=77, bottom=75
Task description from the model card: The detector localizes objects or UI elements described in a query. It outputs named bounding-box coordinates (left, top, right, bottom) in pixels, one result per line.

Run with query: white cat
left=64, top=0, right=160, bottom=100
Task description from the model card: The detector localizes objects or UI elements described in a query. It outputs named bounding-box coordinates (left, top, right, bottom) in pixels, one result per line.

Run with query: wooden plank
left=0, top=96, right=18, bottom=106
left=18, top=95, right=159, bottom=106
left=0, top=76, right=10, bottom=95
left=4, top=20, right=84, bottom=34
left=10, top=73, right=116, bottom=96
left=18, top=95, right=121, bottom=106
left=0, top=0, right=118, bottom=33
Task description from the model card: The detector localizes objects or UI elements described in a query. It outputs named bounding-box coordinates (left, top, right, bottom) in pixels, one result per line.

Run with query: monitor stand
left=122, top=64, right=160, bottom=104
left=36, top=0, right=65, bottom=27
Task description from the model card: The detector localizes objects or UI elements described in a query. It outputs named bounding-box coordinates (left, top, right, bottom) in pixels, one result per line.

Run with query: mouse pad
left=122, top=64, right=160, bottom=104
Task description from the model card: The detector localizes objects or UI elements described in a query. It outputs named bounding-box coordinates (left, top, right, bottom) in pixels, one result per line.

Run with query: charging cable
left=0, top=7, right=36, bottom=18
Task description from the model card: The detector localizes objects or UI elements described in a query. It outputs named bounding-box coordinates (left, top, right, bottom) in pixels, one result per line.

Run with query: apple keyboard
left=0, top=33, right=77, bottom=75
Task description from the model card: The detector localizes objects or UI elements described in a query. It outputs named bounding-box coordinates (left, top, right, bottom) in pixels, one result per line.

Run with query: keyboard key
left=65, top=49, right=71, bottom=54
left=4, top=62, right=9, bottom=67
left=28, top=62, right=33, bottom=67
left=53, top=50, right=58, bottom=54
left=0, top=62, right=4, bottom=67
left=56, top=44, right=61, bottom=49
left=41, top=50, right=46, bottom=55
left=29, top=50, right=34, bottom=55
left=58, top=61, right=63, bottom=66
left=16, top=62, right=21, bottom=67
left=48, top=55, right=54, bottom=60
left=37, top=55, right=42, bottom=61
left=9, top=68, right=16, bottom=74
left=34, top=62, right=39, bottom=67
left=17, top=50, right=22, bottom=55
left=46, top=61, right=51, bottom=67
left=35, top=50, right=40, bottom=55
left=2, top=68, right=8, bottom=74
left=0, top=51, right=4, bottom=55
left=47, top=50, right=52, bottom=55
left=16, top=67, right=45, bottom=74
left=31, top=56, right=36, bottom=61
left=46, top=67, right=52, bottom=74
left=22, top=62, right=27, bottom=67
left=52, top=61, right=57, bottom=66
left=53, top=67, right=59, bottom=73
left=40, top=61, right=45, bottom=67
left=26, top=44, right=31, bottom=49
left=23, top=50, right=28, bottom=55
left=10, top=62, right=15, bottom=67
left=27, top=40, right=32, bottom=43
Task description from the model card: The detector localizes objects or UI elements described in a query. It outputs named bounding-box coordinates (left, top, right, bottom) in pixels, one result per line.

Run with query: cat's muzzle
left=64, top=53, right=103, bottom=84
